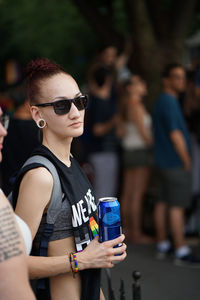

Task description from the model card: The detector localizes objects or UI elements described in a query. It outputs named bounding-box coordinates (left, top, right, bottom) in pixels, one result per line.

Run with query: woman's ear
left=30, top=105, right=43, bottom=124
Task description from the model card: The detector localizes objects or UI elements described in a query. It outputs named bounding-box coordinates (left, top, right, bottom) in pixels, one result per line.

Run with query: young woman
left=0, top=108, right=35, bottom=300
left=119, top=75, right=153, bottom=244
left=14, top=58, right=126, bottom=300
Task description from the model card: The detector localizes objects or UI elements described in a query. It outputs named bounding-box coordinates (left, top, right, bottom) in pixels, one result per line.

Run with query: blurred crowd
left=1, top=43, right=200, bottom=265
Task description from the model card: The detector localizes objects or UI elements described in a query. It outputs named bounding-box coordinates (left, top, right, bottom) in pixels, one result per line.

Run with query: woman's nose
left=68, top=103, right=80, bottom=118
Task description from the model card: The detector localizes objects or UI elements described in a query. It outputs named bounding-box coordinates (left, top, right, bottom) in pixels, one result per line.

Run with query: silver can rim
left=98, top=197, right=118, bottom=202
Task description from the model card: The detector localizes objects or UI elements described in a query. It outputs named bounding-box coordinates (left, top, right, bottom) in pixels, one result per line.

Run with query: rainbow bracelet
left=68, top=252, right=79, bottom=277
left=72, top=253, right=79, bottom=274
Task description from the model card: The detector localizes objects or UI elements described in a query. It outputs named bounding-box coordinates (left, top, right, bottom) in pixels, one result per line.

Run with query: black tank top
left=31, top=145, right=101, bottom=300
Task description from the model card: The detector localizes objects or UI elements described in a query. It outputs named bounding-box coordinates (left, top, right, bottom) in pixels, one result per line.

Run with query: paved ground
left=101, top=238, right=200, bottom=300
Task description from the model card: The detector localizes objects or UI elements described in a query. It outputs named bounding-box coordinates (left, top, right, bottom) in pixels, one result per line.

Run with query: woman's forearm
left=28, top=235, right=127, bottom=279
left=28, top=255, right=70, bottom=279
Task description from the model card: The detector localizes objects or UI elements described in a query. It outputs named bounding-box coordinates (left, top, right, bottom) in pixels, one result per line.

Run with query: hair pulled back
left=26, top=58, right=64, bottom=104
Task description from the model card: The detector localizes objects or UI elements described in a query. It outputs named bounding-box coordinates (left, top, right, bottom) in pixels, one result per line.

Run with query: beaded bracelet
left=68, top=252, right=79, bottom=278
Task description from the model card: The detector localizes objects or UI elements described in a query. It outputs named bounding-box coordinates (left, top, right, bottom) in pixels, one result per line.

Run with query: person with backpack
left=0, top=107, right=35, bottom=300
left=13, top=58, right=127, bottom=300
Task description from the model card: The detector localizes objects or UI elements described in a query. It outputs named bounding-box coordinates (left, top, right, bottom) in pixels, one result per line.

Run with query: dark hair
left=26, top=58, right=65, bottom=104
left=97, top=43, right=118, bottom=54
left=162, top=63, right=184, bottom=78
left=93, top=67, right=112, bottom=87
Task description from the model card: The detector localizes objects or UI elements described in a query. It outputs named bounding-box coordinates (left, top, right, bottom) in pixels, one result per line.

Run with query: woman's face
left=101, top=46, right=117, bottom=67
left=0, top=108, right=7, bottom=162
left=32, top=73, right=85, bottom=140
left=128, top=76, right=147, bottom=97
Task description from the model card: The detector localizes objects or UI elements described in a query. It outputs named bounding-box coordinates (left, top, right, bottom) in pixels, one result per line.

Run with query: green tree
left=0, top=0, right=97, bottom=84
left=0, top=0, right=199, bottom=97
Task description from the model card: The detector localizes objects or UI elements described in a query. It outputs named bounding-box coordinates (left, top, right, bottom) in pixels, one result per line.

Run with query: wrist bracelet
left=72, top=253, right=79, bottom=273
left=68, top=253, right=74, bottom=275
left=68, top=252, right=79, bottom=277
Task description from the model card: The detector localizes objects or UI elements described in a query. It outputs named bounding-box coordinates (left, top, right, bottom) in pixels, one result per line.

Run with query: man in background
left=153, top=63, right=199, bottom=266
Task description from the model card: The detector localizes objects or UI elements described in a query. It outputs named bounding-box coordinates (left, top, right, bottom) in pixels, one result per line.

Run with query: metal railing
left=105, top=269, right=142, bottom=300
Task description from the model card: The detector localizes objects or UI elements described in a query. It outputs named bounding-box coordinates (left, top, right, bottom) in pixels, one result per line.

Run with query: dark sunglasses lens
left=53, top=100, right=71, bottom=115
left=74, top=96, right=88, bottom=110
left=53, top=96, right=88, bottom=115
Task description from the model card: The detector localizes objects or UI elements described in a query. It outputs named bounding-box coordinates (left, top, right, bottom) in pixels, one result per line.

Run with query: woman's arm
left=15, top=167, right=53, bottom=239
left=16, top=167, right=126, bottom=280
left=28, top=234, right=126, bottom=279
left=93, top=114, right=118, bottom=137
left=100, top=288, right=105, bottom=300
left=0, top=193, right=35, bottom=300
left=115, top=39, right=132, bottom=71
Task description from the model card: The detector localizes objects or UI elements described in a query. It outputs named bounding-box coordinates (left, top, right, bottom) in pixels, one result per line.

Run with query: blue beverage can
left=98, top=197, right=122, bottom=247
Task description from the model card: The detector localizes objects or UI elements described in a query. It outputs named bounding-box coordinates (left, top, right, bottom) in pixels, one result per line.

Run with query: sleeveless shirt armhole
left=34, top=195, right=73, bottom=243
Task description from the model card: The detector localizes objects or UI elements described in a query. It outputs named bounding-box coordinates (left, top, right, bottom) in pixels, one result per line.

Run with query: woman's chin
left=71, top=128, right=84, bottom=138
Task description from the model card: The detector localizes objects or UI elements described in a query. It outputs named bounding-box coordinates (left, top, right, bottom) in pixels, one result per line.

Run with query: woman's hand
left=77, top=234, right=127, bottom=270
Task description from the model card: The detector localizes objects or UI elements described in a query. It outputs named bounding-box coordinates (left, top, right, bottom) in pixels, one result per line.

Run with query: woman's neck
left=42, top=135, right=72, bottom=167
left=129, top=94, right=141, bottom=103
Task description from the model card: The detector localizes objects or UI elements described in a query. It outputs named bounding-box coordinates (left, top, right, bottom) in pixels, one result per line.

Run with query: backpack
left=8, top=155, right=63, bottom=299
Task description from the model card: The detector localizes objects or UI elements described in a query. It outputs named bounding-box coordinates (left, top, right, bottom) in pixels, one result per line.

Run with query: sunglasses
left=0, top=114, right=9, bottom=130
left=34, top=95, right=88, bottom=115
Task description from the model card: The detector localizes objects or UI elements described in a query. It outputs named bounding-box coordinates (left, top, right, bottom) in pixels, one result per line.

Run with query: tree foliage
left=73, top=0, right=199, bottom=99
left=0, top=0, right=199, bottom=95
left=0, top=0, right=97, bottom=82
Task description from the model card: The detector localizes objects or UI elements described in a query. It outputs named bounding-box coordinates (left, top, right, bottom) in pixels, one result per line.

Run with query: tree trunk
left=73, top=0, right=198, bottom=106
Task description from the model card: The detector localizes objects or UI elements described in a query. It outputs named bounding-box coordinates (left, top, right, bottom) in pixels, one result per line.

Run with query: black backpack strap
left=36, top=222, right=55, bottom=291
left=10, top=155, right=63, bottom=294
left=23, top=156, right=64, bottom=291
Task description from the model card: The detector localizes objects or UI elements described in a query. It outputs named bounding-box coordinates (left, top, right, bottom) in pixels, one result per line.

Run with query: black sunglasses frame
left=33, top=95, right=88, bottom=115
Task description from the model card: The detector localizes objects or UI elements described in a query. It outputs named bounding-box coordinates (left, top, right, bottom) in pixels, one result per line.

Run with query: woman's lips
left=69, top=122, right=82, bottom=128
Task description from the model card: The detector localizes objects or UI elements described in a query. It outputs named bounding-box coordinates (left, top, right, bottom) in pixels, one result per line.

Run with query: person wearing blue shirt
left=153, top=63, right=200, bottom=266
left=154, top=92, right=191, bottom=169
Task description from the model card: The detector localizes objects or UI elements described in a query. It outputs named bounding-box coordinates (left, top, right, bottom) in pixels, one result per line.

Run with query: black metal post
left=119, top=279, right=126, bottom=300
left=105, top=269, right=116, bottom=300
left=132, top=270, right=141, bottom=300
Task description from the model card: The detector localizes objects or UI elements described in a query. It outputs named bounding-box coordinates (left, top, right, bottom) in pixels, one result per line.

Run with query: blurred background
left=1, top=0, right=200, bottom=299
left=0, top=0, right=199, bottom=94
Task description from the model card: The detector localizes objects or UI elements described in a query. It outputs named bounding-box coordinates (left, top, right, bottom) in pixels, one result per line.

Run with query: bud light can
left=98, top=197, right=122, bottom=248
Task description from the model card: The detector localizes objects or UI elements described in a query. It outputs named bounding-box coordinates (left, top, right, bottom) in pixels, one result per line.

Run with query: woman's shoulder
left=22, top=167, right=53, bottom=189
left=17, top=167, right=54, bottom=211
